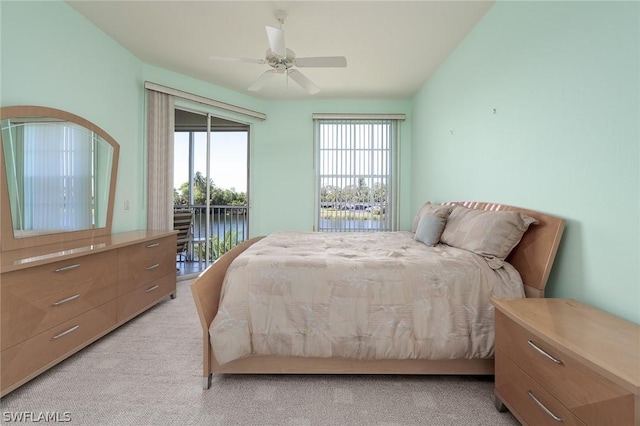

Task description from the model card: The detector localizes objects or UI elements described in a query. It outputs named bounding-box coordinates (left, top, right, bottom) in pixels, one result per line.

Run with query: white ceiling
left=66, top=1, right=494, bottom=100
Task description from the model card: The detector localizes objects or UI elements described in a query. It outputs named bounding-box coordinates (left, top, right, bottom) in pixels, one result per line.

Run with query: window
left=314, top=117, right=400, bottom=232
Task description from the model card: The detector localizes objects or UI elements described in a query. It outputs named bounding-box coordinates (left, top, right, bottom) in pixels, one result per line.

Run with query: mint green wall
left=1, top=0, right=145, bottom=232
left=1, top=1, right=412, bottom=240
left=411, top=1, right=639, bottom=323
left=10, top=0, right=635, bottom=325
left=143, top=65, right=412, bottom=235
left=246, top=99, right=412, bottom=235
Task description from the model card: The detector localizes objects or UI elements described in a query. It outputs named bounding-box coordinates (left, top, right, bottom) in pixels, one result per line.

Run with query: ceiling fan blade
left=294, top=56, right=347, bottom=68
left=248, top=70, right=276, bottom=91
left=210, top=56, right=266, bottom=64
left=265, top=26, right=286, bottom=58
left=288, top=69, right=320, bottom=95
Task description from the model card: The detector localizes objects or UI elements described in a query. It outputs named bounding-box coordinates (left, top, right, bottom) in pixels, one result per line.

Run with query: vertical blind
left=315, top=119, right=398, bottom=232
left=23, top=123, right=92, bottom=231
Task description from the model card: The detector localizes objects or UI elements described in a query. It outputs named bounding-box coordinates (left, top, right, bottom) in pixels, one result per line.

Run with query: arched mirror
left=1, top=106, right=119, bottom=251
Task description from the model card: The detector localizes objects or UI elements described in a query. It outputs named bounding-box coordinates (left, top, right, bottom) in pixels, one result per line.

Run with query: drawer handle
left=145, top=263, right=160, bottom=271
left=146, top=242, right=160, bottom=248
left=52, top=325, right=80, bottom=340
left=52, top=294, right=80, bottom=306
left=527, top=390, right=563, bottom=422
left=54, top=264, right=80, bottom=273
left=145, top=284, right=160, bottom=293
left=527, top=340, right=563, bottom=365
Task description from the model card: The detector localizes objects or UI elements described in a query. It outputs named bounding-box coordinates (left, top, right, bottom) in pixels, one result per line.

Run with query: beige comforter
left=210, top=231, right=525, bottom=365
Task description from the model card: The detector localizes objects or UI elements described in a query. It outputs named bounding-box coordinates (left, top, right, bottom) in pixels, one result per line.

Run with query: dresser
left=0, top=230, right=177, bottom=397
left=492, top=298, right=640, bottom=425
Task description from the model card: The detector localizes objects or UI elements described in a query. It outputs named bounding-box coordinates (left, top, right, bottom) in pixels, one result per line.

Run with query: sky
left=174, top=131, right=248, bottom=193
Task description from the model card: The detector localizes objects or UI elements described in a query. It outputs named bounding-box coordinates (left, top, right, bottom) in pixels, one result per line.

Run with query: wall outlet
left=124, top=200, right=130, bottom=210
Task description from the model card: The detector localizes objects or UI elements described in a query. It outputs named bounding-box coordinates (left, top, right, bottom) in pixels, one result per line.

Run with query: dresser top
left=492, top=298, right=640, bottom=395
left=0, top=230, right=177, bottom=273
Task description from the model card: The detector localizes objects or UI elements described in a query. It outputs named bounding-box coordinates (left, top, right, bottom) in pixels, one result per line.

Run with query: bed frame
left=191, top=202, right=565, bottom=389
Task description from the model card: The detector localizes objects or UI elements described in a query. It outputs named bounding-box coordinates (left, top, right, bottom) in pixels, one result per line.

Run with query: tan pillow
left=440, top=206, right=538, bottom=269
left=411, top=202, right=455, bottom=232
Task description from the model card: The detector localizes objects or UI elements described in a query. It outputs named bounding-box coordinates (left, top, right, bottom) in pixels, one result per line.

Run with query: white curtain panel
left=146, top=89, right=175, bottom=231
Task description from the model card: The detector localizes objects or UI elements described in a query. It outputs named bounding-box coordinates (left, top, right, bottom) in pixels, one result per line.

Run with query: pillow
left=411, top=202, right=455, bottom=232
left=440, top=206, right=538, bottom=269
left=414, top=214, right=447, bottom=246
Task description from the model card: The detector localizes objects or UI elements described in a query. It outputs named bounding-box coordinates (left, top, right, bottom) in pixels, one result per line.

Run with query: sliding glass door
left=173, top=109, right=249, bottom=275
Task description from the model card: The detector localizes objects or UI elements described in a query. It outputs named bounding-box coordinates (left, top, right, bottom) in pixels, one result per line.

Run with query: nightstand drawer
left=496, top=350, right=585, bottom=426
left=495, top=310, right=634, bottom=425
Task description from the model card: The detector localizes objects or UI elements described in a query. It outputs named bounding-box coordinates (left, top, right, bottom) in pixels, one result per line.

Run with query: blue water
left=193, top=216, right=246, bottom=241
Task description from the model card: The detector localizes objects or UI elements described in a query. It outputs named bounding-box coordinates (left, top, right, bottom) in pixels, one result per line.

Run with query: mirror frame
left=1, top=106, right=120, bottom=252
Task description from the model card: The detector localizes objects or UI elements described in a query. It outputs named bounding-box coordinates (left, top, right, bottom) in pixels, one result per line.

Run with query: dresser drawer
left=496, top=349, right=585, bottom=426
left=1, top=275, right=116, bottom=350
left=118, top=236, right=176, bottom=295
left=495, top=310, right=634, bottom=425
left=0, top=300, right=117, bottom=394
left=1, top=250, right=118, bottom=310
left=117, top=273, right=176, bottom=322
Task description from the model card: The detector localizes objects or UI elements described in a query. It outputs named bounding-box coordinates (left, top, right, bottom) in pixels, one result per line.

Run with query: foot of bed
left=494, top=393, right=508, bottom=412
left=202, top=374, right=212, bottom=390
left=170, top=292, right=177, bottom=300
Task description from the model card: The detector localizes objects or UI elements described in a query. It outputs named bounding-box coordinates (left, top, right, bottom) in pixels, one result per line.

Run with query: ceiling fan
left=210, top=11, right=347, bottom=95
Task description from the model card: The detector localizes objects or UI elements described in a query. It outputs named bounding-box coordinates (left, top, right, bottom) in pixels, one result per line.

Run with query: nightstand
left=492, top=298, right=639, bottom=425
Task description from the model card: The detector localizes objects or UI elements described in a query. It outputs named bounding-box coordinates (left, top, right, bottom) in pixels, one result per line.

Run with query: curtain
left=146, top=89, right=175, bottom=231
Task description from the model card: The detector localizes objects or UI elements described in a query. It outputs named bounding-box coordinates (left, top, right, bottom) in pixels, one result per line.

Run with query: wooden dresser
left=492, top=298, right=640, bottom=425
left=0, top=230, right=177, bottom=397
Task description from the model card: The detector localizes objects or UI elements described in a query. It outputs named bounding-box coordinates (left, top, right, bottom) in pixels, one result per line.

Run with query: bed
left=191, top=201, right=565, bottom=389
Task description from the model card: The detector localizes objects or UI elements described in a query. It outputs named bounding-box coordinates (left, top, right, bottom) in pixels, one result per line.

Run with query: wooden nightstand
left=492, top=298, right=639, bottom=425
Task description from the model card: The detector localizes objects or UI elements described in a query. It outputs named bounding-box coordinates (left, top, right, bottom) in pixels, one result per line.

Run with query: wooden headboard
left=444, top=202, right=565, bottom=298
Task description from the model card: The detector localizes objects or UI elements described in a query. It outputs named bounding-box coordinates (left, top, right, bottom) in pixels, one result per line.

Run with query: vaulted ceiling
left=67, top=1, right=493, bottom=100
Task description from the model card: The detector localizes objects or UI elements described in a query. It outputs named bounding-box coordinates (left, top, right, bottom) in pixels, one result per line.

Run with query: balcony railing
left=175, top=204, right=248, bottom=268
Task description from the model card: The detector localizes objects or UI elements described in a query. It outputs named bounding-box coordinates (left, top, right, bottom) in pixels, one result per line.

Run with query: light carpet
left=1, top=279, right=519, bottom=425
